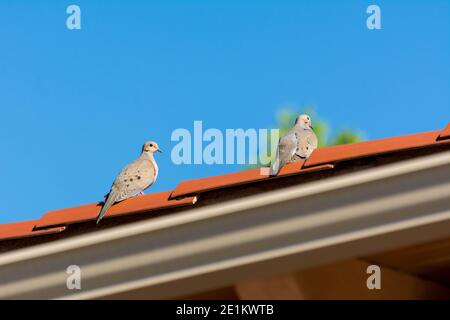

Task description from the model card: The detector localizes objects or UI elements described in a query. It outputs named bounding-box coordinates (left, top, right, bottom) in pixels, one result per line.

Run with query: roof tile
left=0, top=220, right=65, bottom=241
left=438, top=123, right=450, bottom=141
left=170, top=163, right=334, bottom=198
left=35, top=191, right=197, bottom=229
left=304, top=128, right=450, bottom=168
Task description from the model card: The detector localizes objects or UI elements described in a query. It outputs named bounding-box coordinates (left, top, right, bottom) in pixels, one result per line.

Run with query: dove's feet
left=138, top=191, right=144, bottom=196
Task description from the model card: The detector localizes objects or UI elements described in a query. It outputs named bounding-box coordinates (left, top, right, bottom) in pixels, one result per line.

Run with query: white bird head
left=142, top=141, right=162, bottom=154
left=295, top=114, right=313, bottom=130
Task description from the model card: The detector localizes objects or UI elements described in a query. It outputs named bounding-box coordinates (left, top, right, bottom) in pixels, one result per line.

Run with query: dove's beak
left=310, top=125, right=314, bottom=129
left=157, top=149, right=163, bottom=153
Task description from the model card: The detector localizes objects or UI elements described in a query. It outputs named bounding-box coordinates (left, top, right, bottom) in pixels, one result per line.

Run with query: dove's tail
left=269, top=151, right=281, bottom=176
left=96, top=190, right=119, bottom=224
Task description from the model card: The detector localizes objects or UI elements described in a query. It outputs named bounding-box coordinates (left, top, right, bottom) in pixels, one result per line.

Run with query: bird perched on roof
left=269, top=114, right=317, bottom=176
left=96, top=141, right=162, bottom=224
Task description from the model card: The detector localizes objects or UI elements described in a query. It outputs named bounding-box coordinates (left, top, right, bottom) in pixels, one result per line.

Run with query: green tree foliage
left=330, top=129, right=363, bottom=146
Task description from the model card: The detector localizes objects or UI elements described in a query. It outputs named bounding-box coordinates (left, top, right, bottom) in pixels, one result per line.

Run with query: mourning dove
left=269, top=114, right=317, bottom=176
left=96, top=141, right=162, bottom=224
left=292, top=114, right=318, bottom=161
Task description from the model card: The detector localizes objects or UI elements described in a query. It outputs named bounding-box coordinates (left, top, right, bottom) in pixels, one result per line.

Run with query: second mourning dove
left=269, top=114, right=317, bottom=176
left=96, top=141, right=162, bottom=224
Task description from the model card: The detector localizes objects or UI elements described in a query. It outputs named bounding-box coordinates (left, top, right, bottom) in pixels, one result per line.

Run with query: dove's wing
left=307, top=130, right=318, bottom=153
left=112, top=158, right=156, bottom=202
left=296, top=130, right=318, bottom=159
left=270, top=130, right=297, bottom=176
left=279, top=131, right=298, bottom=163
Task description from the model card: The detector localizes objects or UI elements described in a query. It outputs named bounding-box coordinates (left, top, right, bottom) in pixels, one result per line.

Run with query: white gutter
left=0, top=151, right=449, bottom=299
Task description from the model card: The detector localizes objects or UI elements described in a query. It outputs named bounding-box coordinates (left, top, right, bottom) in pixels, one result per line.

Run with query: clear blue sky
left=0, top=1, right=449, bottom=223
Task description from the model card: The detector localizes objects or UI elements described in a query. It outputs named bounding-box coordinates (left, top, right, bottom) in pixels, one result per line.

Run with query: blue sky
left=0, top=1, right=449, bottom=223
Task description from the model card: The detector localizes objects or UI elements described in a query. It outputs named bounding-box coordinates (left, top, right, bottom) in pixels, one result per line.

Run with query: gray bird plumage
left=269, top=129, right=298, bottom=176
left=270, top=114, right=317, bottom=176
left=292, top=124, right=318, bottom=161
left=96, top=141, right=161, bottom=224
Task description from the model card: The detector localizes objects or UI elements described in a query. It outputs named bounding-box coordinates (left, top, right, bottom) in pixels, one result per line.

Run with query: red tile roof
left=1, top=123, right=449, bottom=243
left=170, top=163, right=334, bottom=198
left=0, top=220, right=66, bottom=241
left=304, top=129, right=449, bottom=168
left=171, top=126, right=450, bottom=198
left=35, top=191, right=197, bottom=229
